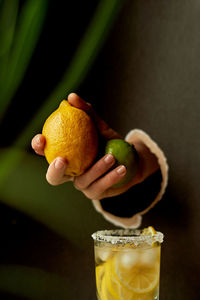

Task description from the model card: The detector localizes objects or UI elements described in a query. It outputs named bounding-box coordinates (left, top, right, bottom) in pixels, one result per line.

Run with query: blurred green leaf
left=0, top=0, right=19, bottom=58
left=0, top=265, right=74, bottom=300
left=0, top=149, right=110, bottom=246
left=0, top=0, right=19, bottom=100
left=0, top=147, right=24, bottom=183
left=0, top=0, right=48, bottom=120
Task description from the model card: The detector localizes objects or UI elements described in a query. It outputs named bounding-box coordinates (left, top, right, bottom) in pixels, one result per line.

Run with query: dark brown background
left=1, top=0, right=200, bottom=299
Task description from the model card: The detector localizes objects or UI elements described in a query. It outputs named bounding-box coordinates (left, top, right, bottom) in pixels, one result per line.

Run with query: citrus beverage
left=92, top=228, right=164, bottom=300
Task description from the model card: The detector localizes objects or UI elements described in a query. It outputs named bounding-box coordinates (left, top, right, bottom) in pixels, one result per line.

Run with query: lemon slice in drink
left=104, top=261, right=121, bottom=300
left=131, top=291, right=157, bottom=300
left=96, top=263, right=120, bottom=300
left=101, top=276, right=118, bottom=300
left=99, top=255, right=159, bottom=299
left=141, top=226, right=159, bottom=248
left=95, top=264, right=105, bottom=297
left=114, top=257, right=159, bottom=294
left=96, top=260, right=120, bottom=299
left=141, top=226, right=156, bottom=236
left=96, top=252, right=159, bottom=299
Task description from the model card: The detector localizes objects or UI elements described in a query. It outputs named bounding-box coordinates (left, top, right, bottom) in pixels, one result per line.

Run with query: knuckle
left=91, top=185, right=103, bottom=198
left=85, top=191, right=100, bottom=201
left=46, top=172, right=59, bottom=186
left=95, top=156, right=113, bottom=173
left=46, top=175, right=56, bottom=186
left=95, top=162, right=106, bottom=174
left=74, top=178, right=86, bottom=190
left=106, top=172, right=116, bottom=183
left=83, top=185, right=101, bottom=200
left=104, top=171, right=118, bottom=187
left=83, top=190, right=93, bottom=200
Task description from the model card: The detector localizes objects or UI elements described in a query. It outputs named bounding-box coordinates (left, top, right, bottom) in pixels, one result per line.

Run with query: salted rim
left=91, top=229, right=164, bottom=246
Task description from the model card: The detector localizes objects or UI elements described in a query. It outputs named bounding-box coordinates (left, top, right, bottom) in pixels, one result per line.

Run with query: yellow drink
left=92, top=228, right=163, bottom=300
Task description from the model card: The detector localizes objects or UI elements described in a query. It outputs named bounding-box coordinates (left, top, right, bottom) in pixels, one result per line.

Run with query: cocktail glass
left=92, top=228, right=164, bottom=300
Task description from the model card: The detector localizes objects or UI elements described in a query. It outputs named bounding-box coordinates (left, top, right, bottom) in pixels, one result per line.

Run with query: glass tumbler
left=92, top=228, right=164, bottom=300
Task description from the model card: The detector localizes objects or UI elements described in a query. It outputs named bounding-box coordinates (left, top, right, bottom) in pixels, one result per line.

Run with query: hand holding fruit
left=31, top=93, right=142, bottom=200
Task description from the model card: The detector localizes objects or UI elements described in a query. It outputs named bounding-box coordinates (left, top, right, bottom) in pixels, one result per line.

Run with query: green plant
left=0, top=0, right=48, bottom=119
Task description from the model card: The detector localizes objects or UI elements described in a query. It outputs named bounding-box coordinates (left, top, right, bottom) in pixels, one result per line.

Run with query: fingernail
left=116, top=165, right=126, bottom=175
left=55, top=158, right=65, bottom=169
left=104, top=154, right=114, bottom=164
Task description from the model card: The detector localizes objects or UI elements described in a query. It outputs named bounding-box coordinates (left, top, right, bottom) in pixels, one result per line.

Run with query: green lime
left=105, top=139, right=138, bottom=188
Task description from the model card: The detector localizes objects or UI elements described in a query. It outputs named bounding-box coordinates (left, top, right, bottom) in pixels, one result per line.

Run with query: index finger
left=68, top=93, right=122, bottom=140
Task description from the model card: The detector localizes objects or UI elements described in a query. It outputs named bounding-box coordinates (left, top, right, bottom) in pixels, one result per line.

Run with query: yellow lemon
left=42, top=100, right=98, bottom=176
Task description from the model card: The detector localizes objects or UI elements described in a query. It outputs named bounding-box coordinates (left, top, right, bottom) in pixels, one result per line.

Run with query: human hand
left=31, top=93, right=140, bottom=200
